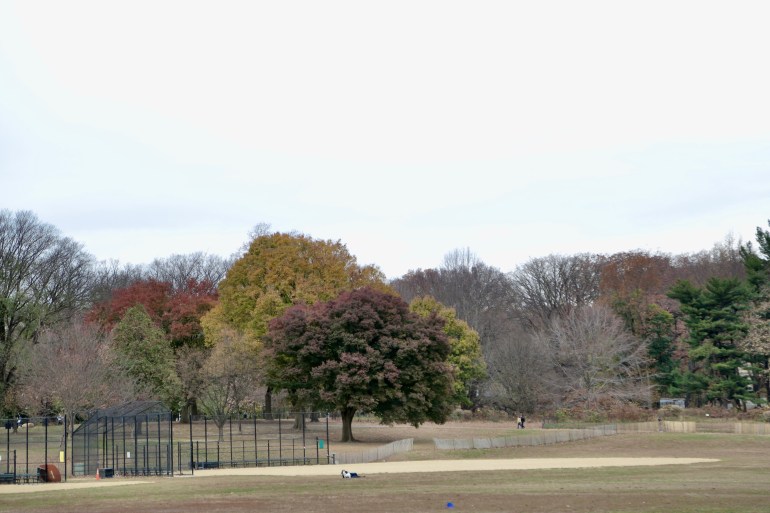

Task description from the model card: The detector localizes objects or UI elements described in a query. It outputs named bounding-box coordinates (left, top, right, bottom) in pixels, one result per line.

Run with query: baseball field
left=1, top=420, right=767, bottom=513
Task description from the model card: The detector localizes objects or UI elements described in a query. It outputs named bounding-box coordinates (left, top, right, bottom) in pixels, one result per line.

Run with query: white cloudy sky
left=2, top=1, right=769, bottom=279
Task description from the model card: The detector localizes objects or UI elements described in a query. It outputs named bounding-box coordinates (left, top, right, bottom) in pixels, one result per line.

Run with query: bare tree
left=510, top=253, right=602, bottom=331
left=89, top=259, right=145, bottom=305
left=146, top=252, right=232, bottom=293
left=16, top=319, right=136, bottom=438
left=392, top=250, right=520, bottom=410
left=483, top=324, right=551, bottom=414
left=0, top=210, right=95, bottom=411
left=534, top=305, right=649, bottom=409
left=393, top=250, right=516, bottom=352
left=198, top=328, right=261, bottom=440
left=441, top=247, right=481, bottom=271
left=238, top=222, right=273, bottom=254
left=672, top=233, right=746, bottom=286
left=175, top=345, right=211, bottom=423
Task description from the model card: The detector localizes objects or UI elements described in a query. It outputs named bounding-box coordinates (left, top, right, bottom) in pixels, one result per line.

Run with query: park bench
left=0, top=473, right=15, bottom=484
left=268, top=457, right=312, bottom=466
left=16, top=473, right=39, bottom=484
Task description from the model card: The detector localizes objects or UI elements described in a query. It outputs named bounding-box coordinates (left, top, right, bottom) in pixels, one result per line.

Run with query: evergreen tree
left=739, top=220, right=770, bottom=400
left=643, top=305, right=686, bottom=398
left=112, top=305, right=183, bottom=409
left=740, top=219, right=770, bottom=292
left=668, top=278, right=756, bottom=409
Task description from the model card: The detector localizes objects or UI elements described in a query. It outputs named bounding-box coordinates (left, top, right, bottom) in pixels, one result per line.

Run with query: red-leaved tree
left=86, top=278, right=217, bottom=348
left=263, top=287, right=455, bottom=442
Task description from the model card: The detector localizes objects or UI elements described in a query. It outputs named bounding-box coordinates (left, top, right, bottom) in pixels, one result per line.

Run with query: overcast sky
left=2, top=1, right=769, bottom=279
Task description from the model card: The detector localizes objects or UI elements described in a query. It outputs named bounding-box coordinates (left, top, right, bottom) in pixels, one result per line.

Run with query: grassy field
left=1, top=421, right=768, bottom=513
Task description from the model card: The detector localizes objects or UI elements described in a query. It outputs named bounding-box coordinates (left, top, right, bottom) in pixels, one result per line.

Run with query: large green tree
left=739, top=220, right=770, bottom=400
left=0, top=210, right=94, bottom=412
left=740, top=219, right=770, bottom=292
left=263, top=287, right=454, bottom=442
left=668, top=278, right=756, bottom=409
left=642, top=304, right=686, bottom=398
left=112, top=305, right=182, bottom=409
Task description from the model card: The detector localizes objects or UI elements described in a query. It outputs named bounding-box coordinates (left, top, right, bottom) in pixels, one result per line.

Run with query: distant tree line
left=1, top=208, right=767, bottom=440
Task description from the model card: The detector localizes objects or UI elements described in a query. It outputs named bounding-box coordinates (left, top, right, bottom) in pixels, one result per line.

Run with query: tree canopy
left=668, top=277, right=755, bottom=408
left=215, top=232, right=386, bottom=342
left=206, top=231, right=389, bottom=415
left=263, top=287, right=454, bottom=442
left=87, top=278, right=217, bottom=348
left=0, top=210, right=94, bottom=412
left=409, top=296, right=486, bottom=407
left=111, top=305, right=182, bottom=409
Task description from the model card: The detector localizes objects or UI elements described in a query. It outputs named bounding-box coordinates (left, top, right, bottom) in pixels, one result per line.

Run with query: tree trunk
left=216, top=420, right=225, bottom=442
left=764, top=357, right=770, bottom=402
left=264, top=387, right=273, bottom=420
left=340, top=407, right=357, bottom=443
left=181, top=399, right=196, bottom=423
left=293, top=412, right=305, bottom=430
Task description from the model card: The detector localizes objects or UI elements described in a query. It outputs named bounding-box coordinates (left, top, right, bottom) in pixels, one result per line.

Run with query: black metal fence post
left=145, top=414, right=150, bottom=474
left=25, top=418, right=29, bottom=475
left=189, top=419, right=194, bottom=475
left=133, top=416, right=138, bottom=476
left=110, top=417, right=115, bottom=471
left=326, top=413, right=331, bottom=463
left=169, top=412, right=174, bottom=476
left=122, top=416, right=126, bottom=476
left=64, top=414, right=68, bottom=482
left=44, top=417, right=49, bottom=476
left=5, top=420, right=11, bottom=473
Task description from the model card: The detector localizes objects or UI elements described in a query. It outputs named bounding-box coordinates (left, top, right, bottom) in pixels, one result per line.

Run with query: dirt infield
left=0, top=456, right=717, bottom=494
left=194, top=456, right=718, bottom=477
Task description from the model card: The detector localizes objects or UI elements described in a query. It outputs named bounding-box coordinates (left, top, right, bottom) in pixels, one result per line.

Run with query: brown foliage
left=86, top=278, right=217, bottom=347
